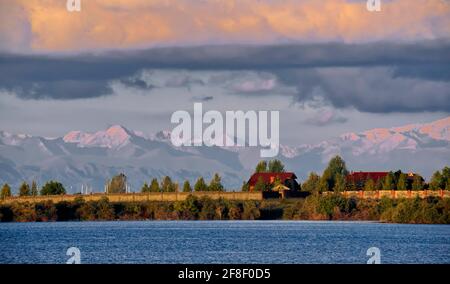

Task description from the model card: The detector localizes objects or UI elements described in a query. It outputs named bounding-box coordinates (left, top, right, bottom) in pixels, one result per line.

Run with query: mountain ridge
left=0, top=116, right=449, bottom=193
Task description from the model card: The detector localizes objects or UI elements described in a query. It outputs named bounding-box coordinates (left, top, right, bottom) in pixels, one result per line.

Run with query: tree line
left=101, top=172, right=225, bottom=194
left=301, top=156, right=450, bottom=193
left=139, top=173, right=224, bottom=193
left=1, top=180, right=66, bottom=200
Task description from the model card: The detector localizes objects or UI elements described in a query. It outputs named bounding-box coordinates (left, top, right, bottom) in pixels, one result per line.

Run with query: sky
left=0, top=0, right=449, bottom=145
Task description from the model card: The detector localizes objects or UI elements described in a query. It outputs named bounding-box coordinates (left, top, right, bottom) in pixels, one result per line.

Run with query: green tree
left=268, top=159, right=285, bottom=173
left=320, top=155, right=349, bottom=191
left=429, top=171, right=442, bottom=190
left=107, top=173, right=127, bottom=193
left=194, top=177, right=208, bottom=192
left=302, top=172, right=321, bottom=193
left=19, top=181, right=31, bottom=197
left=255, top=160, right=267, bottom=173
left=382, top=172, right=395, bottom=190
left=254, top=176, right=268, bottom=192
left=393, top=170, right=403, bottom=187
left=161, top=176, right=176, bottom=192
left=182, top=180, right=192, bottom=193
left=149, top=178, right=160, bottom=192
left=31, top=180, right=38, bottom=196
left=40, top=181, right=66, bottom=195
left=333, top=173, right=346, bottom=192
left=412, top=175, right=423, bottom=191
left=141, top=182, right=150, bottom=193
left=397, top=174, right=407, bottom=191
left=1, top=184, right=12, bottom=199
left=209, top=173, right=224, bottom=192
left=364, top=179, right=375, bottom=191
left=241, top=181, right=250, bottom=192
left=442, top=166, right=450, bottom=186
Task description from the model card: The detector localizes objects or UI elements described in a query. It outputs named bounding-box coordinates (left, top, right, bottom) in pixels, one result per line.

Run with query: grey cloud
left=0, top=40, right=449, bottom=112
left=272, top=62, right=450, bottom=113
left=392, top=64, right=450, bottom=82
left=119, top=69, right=206, bottom=92
left=11, top=80, right=112, bottom=100
left=280, top=67, right=450, bottom=113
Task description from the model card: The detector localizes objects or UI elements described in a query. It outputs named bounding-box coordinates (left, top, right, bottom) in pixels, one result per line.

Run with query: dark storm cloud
left=392, top=64, right=450, bottom=82
left=280, top=67, right=450, bottom=113
left=9, top=80, right=112, bottom=100
left=0, top=40, right=449, bottom=112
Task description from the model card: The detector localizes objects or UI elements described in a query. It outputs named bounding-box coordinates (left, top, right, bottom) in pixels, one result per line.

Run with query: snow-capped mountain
left=63, top=126, right=130, bottom=149
left=283, top=116, right=450, bottom=157
left=0, top=117, right=449, bottom=193
left=279, top=116, right=450, bottom=180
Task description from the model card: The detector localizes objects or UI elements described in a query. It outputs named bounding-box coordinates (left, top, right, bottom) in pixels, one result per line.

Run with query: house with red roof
left=247, top=172, right=300, bottom=193
left=346, top=171, right=388, bottom=189
left=346, top=171, right=422, bottom=190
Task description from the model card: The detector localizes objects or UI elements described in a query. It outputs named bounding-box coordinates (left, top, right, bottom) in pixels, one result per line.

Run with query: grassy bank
left=1, top=194, right=449, bottom=224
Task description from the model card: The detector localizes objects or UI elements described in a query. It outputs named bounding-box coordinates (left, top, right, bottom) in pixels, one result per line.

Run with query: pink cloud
left=3, top=0, right=450, bottom=52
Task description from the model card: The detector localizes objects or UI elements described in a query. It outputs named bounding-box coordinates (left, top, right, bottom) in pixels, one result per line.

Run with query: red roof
left=248, top=172, right=297, bottom=186
left=346, top=172, right=388, bottom=183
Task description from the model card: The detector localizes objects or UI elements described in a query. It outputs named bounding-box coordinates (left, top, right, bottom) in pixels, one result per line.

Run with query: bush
left=35, top=201, right=57, bottom=222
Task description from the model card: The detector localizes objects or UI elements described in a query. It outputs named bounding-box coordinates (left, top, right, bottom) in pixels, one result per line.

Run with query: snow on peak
left=63, top=125, right=132, bottom=148
left=63, top=131, right=87, bottom=143
left=334, top=117, right=450, bottom=155
left=104, top=125, right=132, bottom=141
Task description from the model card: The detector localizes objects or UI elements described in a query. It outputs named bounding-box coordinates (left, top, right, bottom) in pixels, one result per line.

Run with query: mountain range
left=1, top=116, right=449, bottom=193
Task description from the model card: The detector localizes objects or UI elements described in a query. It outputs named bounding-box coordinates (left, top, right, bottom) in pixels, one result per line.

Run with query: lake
left=0, top=221, right=449, bottom=264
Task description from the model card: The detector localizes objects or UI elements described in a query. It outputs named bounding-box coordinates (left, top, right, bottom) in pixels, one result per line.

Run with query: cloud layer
left=1, top=0, right=449, bottom=52
left=1, top=41, right=449, bottom=113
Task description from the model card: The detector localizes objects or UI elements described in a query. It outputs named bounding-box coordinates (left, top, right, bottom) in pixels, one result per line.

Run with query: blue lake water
left=0, top=221, right=449, bottom=264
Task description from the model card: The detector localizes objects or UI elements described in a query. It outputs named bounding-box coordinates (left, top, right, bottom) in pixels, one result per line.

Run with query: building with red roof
left=346, top=171, right=422, bottom=190
left=346, top=171, right=388, bottom=189
left=247, top=172, right=300, bottom=192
